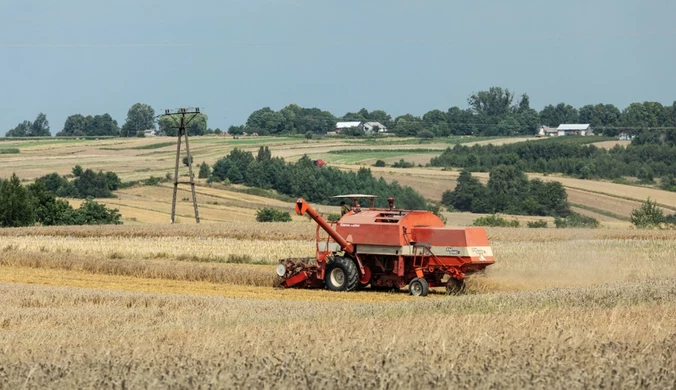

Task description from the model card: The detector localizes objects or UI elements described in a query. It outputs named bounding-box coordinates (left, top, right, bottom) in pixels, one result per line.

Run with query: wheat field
left=1, top=224, right=675, bottom=388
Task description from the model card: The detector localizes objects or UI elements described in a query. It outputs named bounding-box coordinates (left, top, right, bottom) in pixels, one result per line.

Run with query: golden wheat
left=0, top=279, right=674, bottom=388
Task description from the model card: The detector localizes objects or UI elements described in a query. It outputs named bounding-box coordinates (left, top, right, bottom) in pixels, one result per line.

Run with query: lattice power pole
left=159, top=107, right=201, bottom=224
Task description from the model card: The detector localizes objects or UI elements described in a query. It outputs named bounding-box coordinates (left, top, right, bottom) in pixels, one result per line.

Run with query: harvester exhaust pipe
left=295, top=199, right=354, bottom=254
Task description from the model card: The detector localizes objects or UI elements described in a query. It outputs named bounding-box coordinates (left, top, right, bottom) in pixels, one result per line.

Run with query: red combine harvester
left=276, top=195, right=495, bottom=296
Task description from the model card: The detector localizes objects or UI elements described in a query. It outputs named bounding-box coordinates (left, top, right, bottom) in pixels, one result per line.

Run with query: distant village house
left=335, top=121, right=388, bottom=135
left=537, top=124, right=593, bottom=137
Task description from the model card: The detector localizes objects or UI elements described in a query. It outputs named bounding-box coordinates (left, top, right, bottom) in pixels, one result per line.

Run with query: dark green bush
left=527, top=220, right=548, bottom=228
left=630, top=198, right=665, bottom=228
left=554, top=213, right=599, bottom=228
left=256, top=208, right=292, bottom=222
left=392, top=159, right=414, bottom=168
left=472, top=215, right=520, bottom=227
left=145, top=176, right=162, bottom=186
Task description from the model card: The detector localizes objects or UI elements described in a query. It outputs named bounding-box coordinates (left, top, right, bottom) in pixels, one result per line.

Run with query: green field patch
left=320, top=150, right=440, bottom=164
left=0, top=148, right=20, bottom=154
left=537, top=135, right=615, bottom=145
left=131, top=141, right=177, bottom=150
left=341, top=136, right=502, bottom=145
left=569, top=202, right=631, bottom=221
left=191, top=136, right=299, bottom=146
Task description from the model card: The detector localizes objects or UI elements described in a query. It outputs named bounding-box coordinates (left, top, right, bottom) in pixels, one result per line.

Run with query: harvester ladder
left=412, top=243, right=430, bottom=268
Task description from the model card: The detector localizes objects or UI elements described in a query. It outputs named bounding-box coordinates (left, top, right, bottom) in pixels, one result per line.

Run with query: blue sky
left=1, top=0, right=675, bottom=134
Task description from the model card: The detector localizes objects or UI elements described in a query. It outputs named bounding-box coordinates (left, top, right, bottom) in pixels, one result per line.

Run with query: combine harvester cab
left=276, top=195, right=495, bottom=296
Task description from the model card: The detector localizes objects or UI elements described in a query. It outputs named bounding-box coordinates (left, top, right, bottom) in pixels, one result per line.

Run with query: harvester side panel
left=411, top=227, right=490, bottom=247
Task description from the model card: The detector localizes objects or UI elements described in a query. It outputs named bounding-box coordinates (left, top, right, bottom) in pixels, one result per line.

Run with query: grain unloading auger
left=276, top=195, right=495, bottom=296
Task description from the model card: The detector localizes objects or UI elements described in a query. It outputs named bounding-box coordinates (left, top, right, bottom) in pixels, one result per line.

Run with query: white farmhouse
left=556, top=124, right=593, bottom=136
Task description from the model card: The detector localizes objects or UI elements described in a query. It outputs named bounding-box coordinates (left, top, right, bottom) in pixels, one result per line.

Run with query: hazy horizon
left=1, top=0, right=675, bottom=135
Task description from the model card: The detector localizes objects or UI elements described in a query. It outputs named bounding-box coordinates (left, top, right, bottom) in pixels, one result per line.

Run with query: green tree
left=30, top=113, right=51, bottom=136
left=417, top=129, right=435, bottom=139
left=468, top=87, right=514, bottom=118
left=74, top=169, right=113, bottom=198
left=245, top=107, right=284, bottom=135
left=517, top=93, right=531, bottom=112
left=0, top=173, right=36, bottom=227
left=422, top=109, right=447, bottom=127
left=579, top=104, right=621, bottom=135
left=446, top=107, right=476, bottom=135
left=228, top=125, right=244, bottom=135
left=539, top=103, right=579, bottom=126
left=393, top=116, right=424, bottom=137
left=5, top=120, right=31, bottom=137
left=37, top=173, right=68, bottom=193
left=198, top=162, right=210, bottom=179
left=72, top=198, right=122, bottom=225
left=630, top=198, right=665, bottom=228
left=226, top=165, right=244, bottom=183
left=6, top=113, right=50, bottom=137
left=72, top=165, right=83, bottom=177
left=58, top=114, right=89, bottom=136
left=27, top=180, right=75, bottom=226
left=660, top=175, right=676, bottom=192
left=105, top=171, right=121, bottom=190
left=256, top=146, right=272, bottom=162
left=487, top=165, right=529, bottom=213
left=87, top=114, right=120, bottom=136
left=120, top=103, right=156, bottom=137
left=441, top=170, right=490, bottom=213
left=491, top=116, right=521, bottom=136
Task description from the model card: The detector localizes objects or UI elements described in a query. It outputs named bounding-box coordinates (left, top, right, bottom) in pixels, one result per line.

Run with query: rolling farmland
left=1, top=135, right=675, bottom=388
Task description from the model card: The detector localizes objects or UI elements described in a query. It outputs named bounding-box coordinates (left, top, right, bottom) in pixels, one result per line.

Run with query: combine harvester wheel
left=324, top=257, right=358, bottom=291
left=408, top=278, right=429, bottom=296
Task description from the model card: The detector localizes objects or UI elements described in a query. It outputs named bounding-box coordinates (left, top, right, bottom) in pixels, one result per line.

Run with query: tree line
left=7, top=88, right=675, bottom=138
left=0, top=173, right=121, bottom=228
left=209, top=147, right=428, bottom=210
left=442, top=166, right=571, bottom=217
left=6, top=103, right=218, bottom=138
left=430, top=133, right=676, bottom=187
left=230, top=87, right=676, bottom=138
left=37, top=165, right=121, bottom=199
